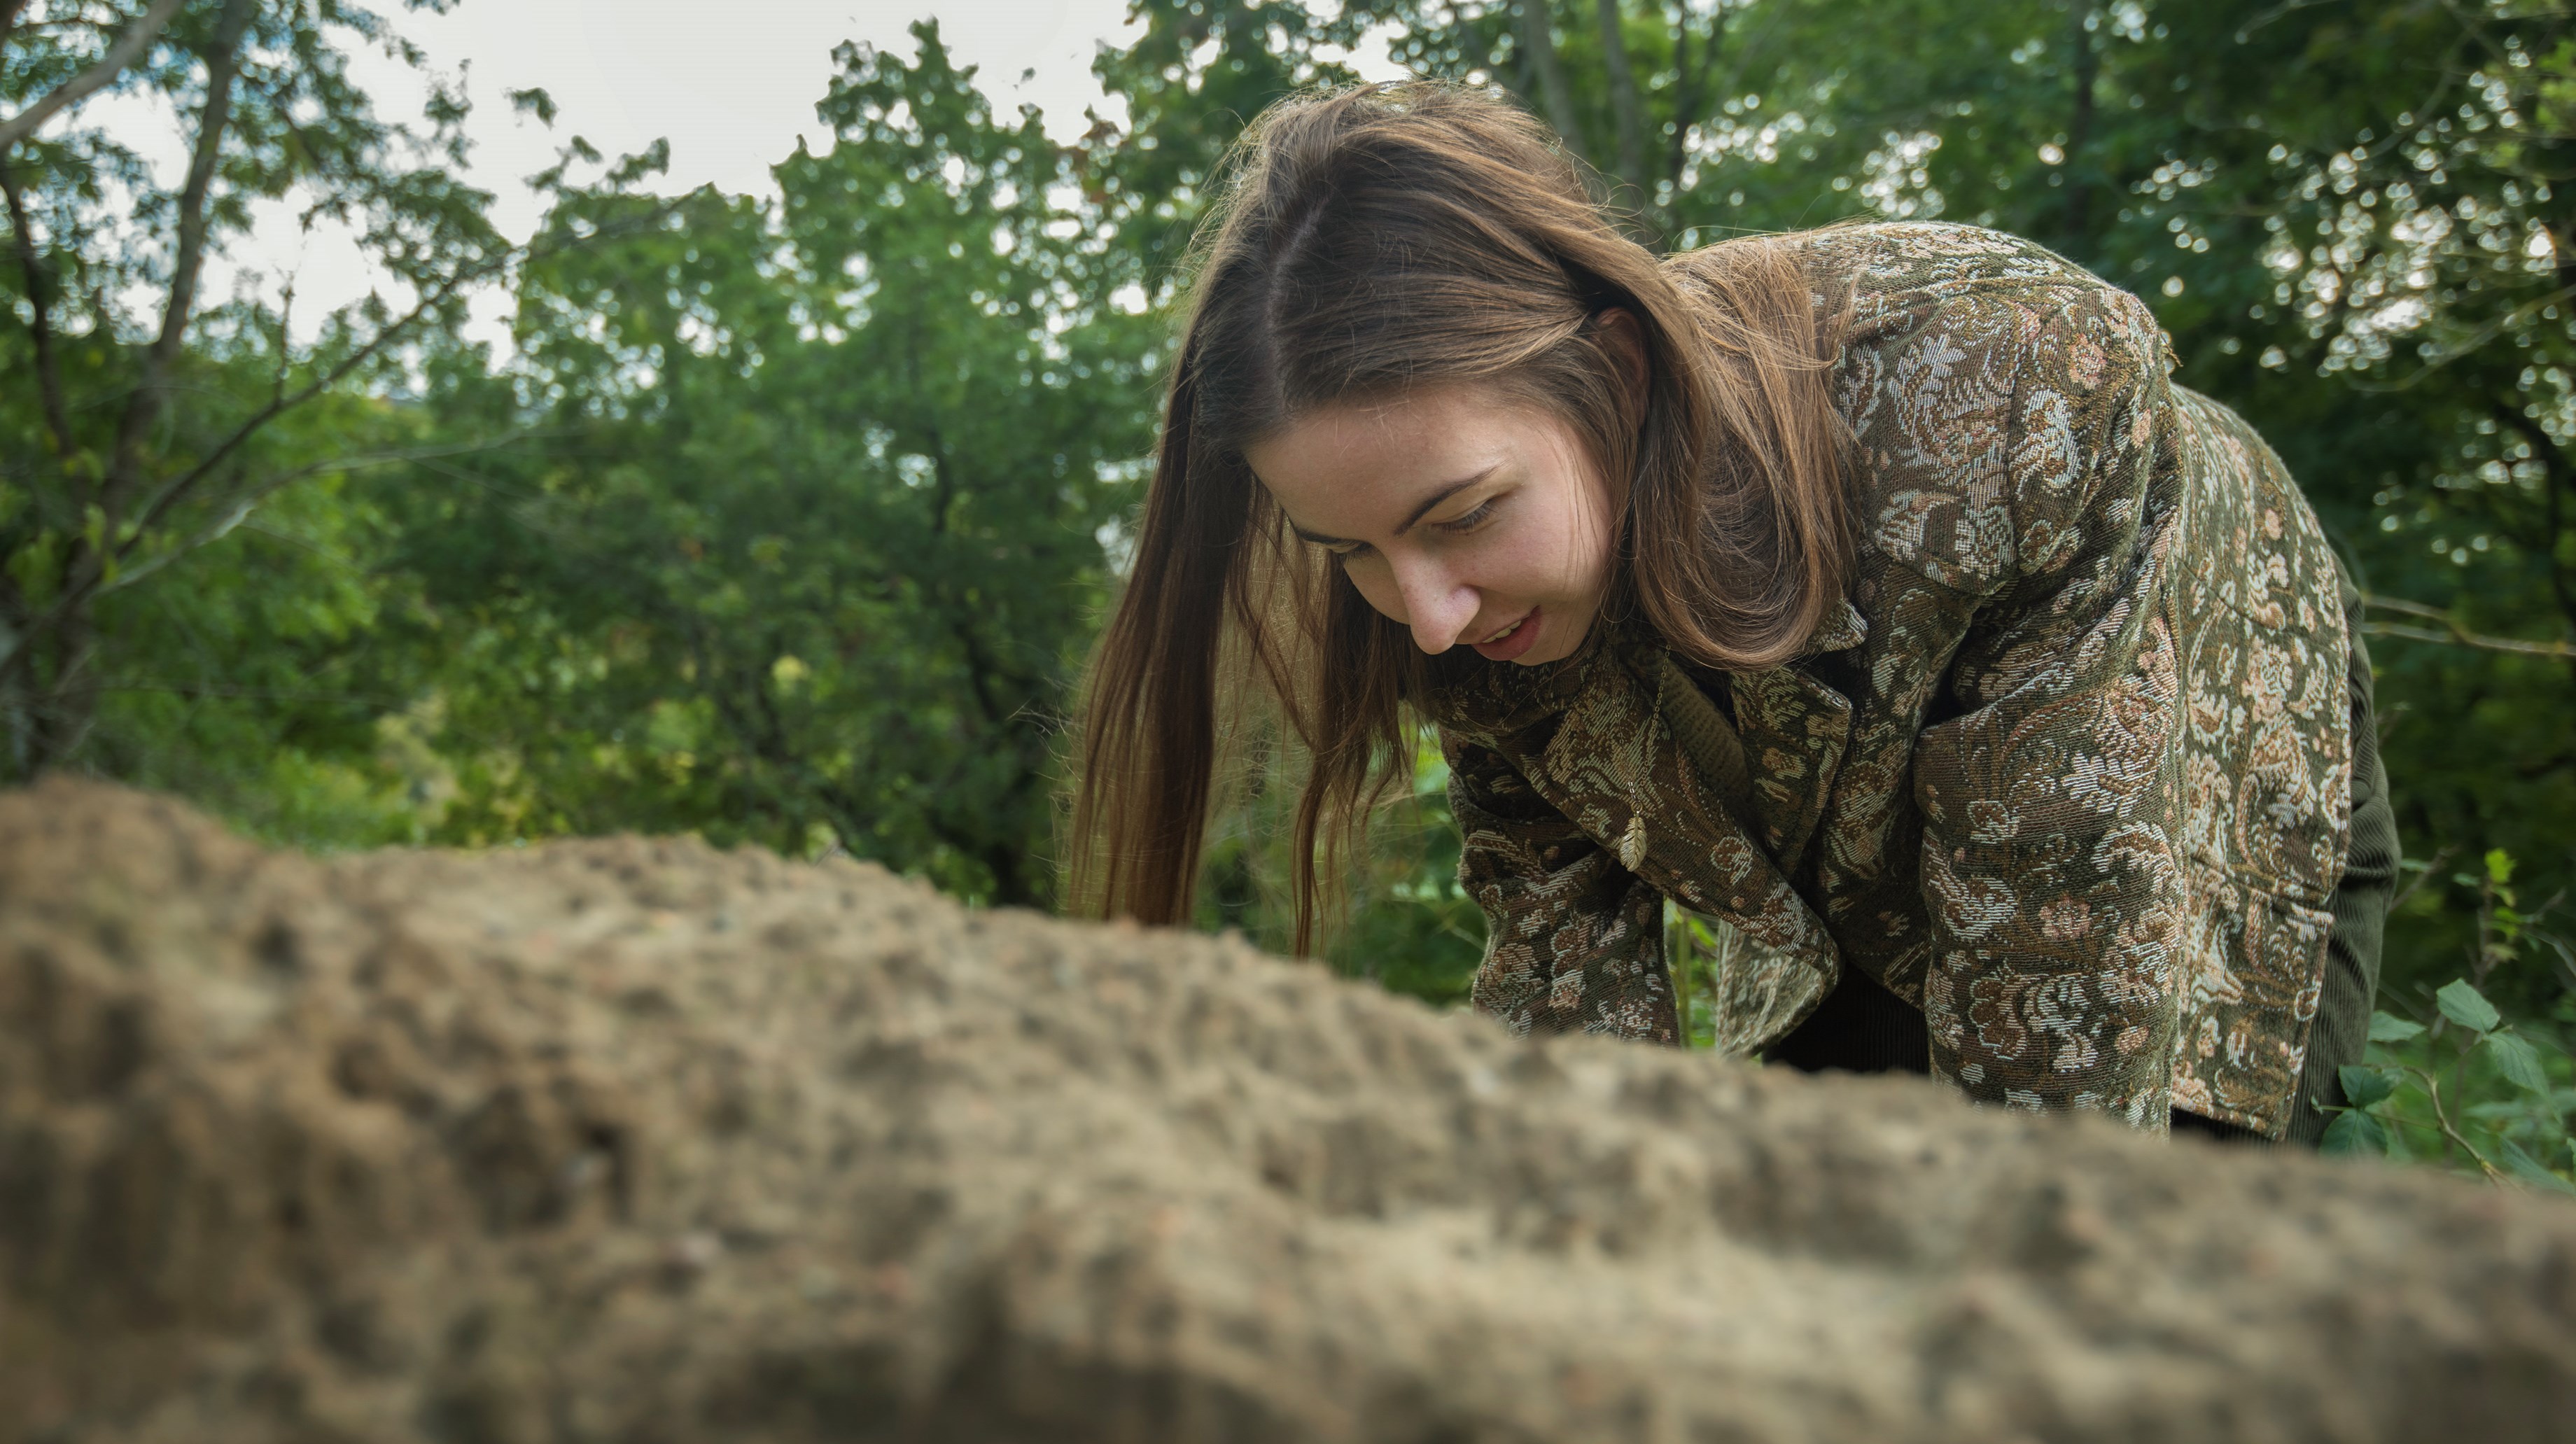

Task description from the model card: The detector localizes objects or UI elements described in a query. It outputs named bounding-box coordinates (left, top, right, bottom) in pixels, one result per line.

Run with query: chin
left=1515, top=624, right=1588, bottom=666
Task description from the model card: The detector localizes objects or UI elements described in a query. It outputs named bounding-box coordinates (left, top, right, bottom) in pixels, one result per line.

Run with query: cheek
left=1573, top=502, right=1619, bottom=585
left=1569, top=473, right=1625, bottom=587
left=1523, top=492, right=1615, bottom=594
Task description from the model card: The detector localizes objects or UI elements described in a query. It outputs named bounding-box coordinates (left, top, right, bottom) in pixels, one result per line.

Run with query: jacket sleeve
left=1896, top=283, right=2187, bottom=1133
left=1445, top=732, right=1679, bottom=1044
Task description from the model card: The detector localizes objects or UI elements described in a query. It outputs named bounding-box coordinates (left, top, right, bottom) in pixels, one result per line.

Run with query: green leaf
left=2367, top=1011, right=2426, bottom=1044
left=2437, top=979, right=2502, bottom=1035
left=2320, top=1109, right=2390, bottom=1158
left=2484, top=848, right=2515, bottom=886
left=2338, top=1064, right=2398, bottom=1110
left=2484, top=1032, right=2554, bottom=1098
left=2497, top=1138, right=2576, bottom=1198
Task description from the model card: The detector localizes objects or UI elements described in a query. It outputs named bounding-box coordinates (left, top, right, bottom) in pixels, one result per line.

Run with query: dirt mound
left=2, top=780, right=2572, bottom=1442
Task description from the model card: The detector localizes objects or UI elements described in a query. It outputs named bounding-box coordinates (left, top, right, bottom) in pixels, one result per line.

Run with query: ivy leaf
left=2338, top=1064, right=2398, bottom=1110
left=2497, top=1138, right=2576, bottom=1198
left=2484, top=1031, right=2554, bottom=1098
left=2320, top=1109, right=2390, bottom=1157
left=2437, top=979, right=2502, bottom=1035
left=2367, top=1011, right=2426, bottom=1044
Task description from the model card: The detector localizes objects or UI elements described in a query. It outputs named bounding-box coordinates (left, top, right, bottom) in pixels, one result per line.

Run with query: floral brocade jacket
left=1422, top=223, right=2353, bottom=1138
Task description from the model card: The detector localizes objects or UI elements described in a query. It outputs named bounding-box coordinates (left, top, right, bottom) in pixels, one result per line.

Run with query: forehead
left=1257, top=387, right=1487, bottom=465
left=1245, top=386, right=1541, bottom=521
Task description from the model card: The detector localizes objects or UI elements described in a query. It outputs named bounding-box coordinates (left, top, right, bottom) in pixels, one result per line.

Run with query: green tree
left=383, top=25, right=1160, bottom=904
left=0, top=0, right=514, bottom=838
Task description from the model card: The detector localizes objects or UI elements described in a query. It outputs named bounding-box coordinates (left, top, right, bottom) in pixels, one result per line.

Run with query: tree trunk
left=2063, top=3, right=2099, bottom=248
left=1595, top=0, right=1646, bottom=201
left=1516, top=0, right=1587, bottom=162
left=26, top=607, right=96, bottom=775
left=3, top=0, right=255, bottom=779
left=1662, top=2, right=1723, bottom=241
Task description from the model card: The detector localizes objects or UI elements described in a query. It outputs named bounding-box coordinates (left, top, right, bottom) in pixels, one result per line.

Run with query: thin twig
left=0, top=199, right=673, bottom=691
left=2389, top=843, right=2458, bottom=913
left=93, top=435, right=530, bottom=599
left=2361, top=593, right=2576, bottom=659
left=2360, top=621, right=2576, bottom=659
left=118, top=205, right=667, bottom=551
left=97, top=0, right=255, bottom=526
left=2407, top=1066, right=2509, bottom=1184
left=2344, top=284, right=2576, bottom=393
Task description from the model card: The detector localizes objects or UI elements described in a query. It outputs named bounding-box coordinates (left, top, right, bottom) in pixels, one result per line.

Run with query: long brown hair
left=1068, top=82, right=1850, bottom=949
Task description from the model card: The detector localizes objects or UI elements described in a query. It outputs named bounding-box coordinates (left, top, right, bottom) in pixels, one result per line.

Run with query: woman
left=1071, top=83, right=2395, bottom=1145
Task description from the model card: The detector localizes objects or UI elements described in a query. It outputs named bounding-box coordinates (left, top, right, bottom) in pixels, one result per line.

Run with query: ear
left=1592, top=307, right=1651, bottom=421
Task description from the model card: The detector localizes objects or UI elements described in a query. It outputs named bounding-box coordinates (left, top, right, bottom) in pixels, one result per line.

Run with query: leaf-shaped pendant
left=1618, top=813, right=1647, bottom=871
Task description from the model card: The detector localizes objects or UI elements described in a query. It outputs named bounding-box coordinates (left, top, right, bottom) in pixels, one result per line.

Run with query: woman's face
left=1244, top=382, right=1622, bottom=667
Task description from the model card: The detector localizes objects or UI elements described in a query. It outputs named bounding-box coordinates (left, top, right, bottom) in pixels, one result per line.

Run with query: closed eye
left=1434, top=498, right=1498, bottom=535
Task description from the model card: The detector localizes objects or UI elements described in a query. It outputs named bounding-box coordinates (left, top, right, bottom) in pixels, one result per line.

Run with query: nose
left=1390, top=554, right=1480, bottom=655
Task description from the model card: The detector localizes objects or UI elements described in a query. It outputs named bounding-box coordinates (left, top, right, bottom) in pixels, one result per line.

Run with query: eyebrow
left=1285, top=467, right=1499, bottom=547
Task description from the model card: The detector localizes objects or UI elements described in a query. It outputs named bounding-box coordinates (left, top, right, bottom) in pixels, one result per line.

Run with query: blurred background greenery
left=4, top=0, right=2572, bottom=1177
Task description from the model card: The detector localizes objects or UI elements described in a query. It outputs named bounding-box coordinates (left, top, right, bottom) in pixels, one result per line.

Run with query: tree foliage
left=384, top=28, right=1161, bottom=903
left=0, top=0, right=510, bottom=834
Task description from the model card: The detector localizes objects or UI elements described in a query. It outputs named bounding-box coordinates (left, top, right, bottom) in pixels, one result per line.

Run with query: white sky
left=71, top=0, right=1402, bottom=352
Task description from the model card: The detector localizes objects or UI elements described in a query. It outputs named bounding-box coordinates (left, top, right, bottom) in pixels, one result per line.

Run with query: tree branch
left=98, top=0, right=253, bottom=523
left=108, top=199, right=666, bottom=583
left=2360, top=593, right=2576, bottom=659
left=1, top=161, right=73, bottom=456
left=0, top=0, right=188, bottom=155
left=117, top=252, right=510, bottom=559
left=2349, top=284, right=2576, bottom=392
left=0, top=193, right=671, bottom=695
left=94, top=435, right=533, bottom=599
left=2389, top=844, right=2457, bottom=913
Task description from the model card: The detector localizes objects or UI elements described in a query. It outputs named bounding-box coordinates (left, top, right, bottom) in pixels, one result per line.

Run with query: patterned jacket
left=1422, top=223, right=2353, bottom=1138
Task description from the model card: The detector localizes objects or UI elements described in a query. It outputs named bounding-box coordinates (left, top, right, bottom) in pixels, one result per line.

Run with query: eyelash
left=1324, top=499, right=1499, bottom=560
left=1438, top=499, right=1498, bottom=535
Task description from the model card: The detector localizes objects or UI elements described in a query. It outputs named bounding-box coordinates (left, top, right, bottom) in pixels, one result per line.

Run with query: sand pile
left=3, top=779, right=2571, bottom=1443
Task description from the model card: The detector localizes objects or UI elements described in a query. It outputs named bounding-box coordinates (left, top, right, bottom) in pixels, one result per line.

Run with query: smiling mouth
left=1469, top=608, right=1541, bottom=661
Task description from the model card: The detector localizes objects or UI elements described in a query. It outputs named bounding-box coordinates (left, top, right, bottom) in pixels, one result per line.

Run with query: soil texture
left=4, top=780, right=2573, bottom=1443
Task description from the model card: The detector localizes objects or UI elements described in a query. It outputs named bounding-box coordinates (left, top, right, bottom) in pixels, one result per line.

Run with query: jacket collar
left=1422, top=612, right=1861, bottom=1054
left=1802, top=597, right=1870, bottom=657
left=1419, top=598, right=1867, bottom=754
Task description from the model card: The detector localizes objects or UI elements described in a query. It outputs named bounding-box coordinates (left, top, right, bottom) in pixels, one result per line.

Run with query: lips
left=1469, top=607, right=1541, bottom=662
